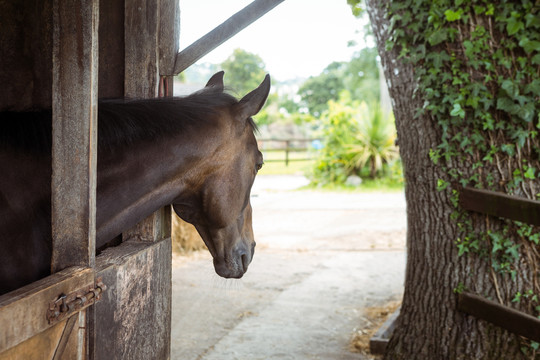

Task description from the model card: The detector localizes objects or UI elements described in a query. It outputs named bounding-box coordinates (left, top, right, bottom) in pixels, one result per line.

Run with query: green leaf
left=519, top=38, right=540, bottom=54
left=450, top=103, right=465, bottom=118
left=437, top=178, right=449, bottom=191
left=507, top=13, right=525, bottom=35
left=444, top=9, right=462, bottom=22
left=524, top=167, right=536, bottom=179
left=428, top=28, right=448, bottom=46
left=501, top=79, right=519, bottom=98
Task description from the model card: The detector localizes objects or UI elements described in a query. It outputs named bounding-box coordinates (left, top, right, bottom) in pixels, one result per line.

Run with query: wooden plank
left=369, top=308, right=400, bottom=355
left=124, top=0, right=159, bottom=98
left=51, top=0, right=99, bottom=272
left=0, top=267, right=93, bottom=352
left=173, top=0, right=285, bottom=75
left=459, top=187, right=540, bottom=226
left=98, top=0, right=125, bottom=98
left=458, top=292, right=540, bottom=343
left=94, top=239, right=172, bottom=360
left=159, top=0, right=180, bottom=76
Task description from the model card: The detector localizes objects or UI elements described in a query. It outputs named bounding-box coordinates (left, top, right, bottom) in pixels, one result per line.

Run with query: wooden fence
left=257, top=138, right=320, bottom=166
left=370, top=186, right=540, bottom=355
left=457, top=187, right=540, bottom=343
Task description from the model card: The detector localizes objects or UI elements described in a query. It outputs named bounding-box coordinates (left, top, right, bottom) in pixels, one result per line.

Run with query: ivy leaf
left=501, top=144, right=515, bottom=156
left=501, top=79, right=519, bottom=98
left=450, top=103, right=465, bottom=118
left=519, top=38, right=540, bottom=54
left=517, top=102, right=535, bottom=122
left=524, top=166, right=536, bottom=179
left=445, top=9, right=463, bottom=22
left=428, top=28, right=448, bottom=46
left=507, top=13, right=525, bottom=35
left=525, top=13, right=540, bottom=28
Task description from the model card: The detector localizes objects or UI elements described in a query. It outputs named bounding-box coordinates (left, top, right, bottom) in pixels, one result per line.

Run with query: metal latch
left=47, top=278, right=107, bottom=325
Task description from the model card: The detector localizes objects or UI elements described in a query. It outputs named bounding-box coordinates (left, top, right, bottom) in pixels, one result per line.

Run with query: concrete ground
left=171, top=175, right=407, bottom=360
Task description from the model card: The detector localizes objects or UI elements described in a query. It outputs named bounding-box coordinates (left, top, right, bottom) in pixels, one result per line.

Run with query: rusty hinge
left=47, top=278, right=107, bottom=325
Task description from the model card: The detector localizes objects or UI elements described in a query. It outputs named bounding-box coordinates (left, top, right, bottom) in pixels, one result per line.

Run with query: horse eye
left=256, top=163, right=264, bottom=172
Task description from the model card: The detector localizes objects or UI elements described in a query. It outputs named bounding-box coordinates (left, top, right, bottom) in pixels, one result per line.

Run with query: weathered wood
left=0, top=267, right=93, bottom=352
left=369, top=308, right=400, bottom=355
left=458, top=292, right=540, bottom=343
left=174, top=0, right=285, bottom=75
left=94, top=239, right=172, bottom=360
left=0, top=0, right=53, bottom=110
left=459, top=187, right=540, bottom=226
left=51, top=0, right=99, bottom=272
left=124, top=0, right=160, bottom=98
left=159, top=0, right=180, bottom=76
left=98, top=0, right=125, bottom=98
left=0, top=311, right=86, bottom=360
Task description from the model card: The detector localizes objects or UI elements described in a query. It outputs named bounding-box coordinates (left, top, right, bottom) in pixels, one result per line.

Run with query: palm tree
left=346, top=104, right=398, bottom=178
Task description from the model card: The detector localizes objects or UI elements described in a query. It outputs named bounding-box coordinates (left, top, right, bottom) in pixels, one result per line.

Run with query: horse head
left=173, top=71, right=270, bottom=279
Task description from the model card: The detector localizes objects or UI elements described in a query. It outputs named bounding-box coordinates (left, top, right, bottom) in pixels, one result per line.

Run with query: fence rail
left=257, top=138, right=319, bottom=166
left=371, top=186, right=540, bottom=355
left=457, top=186, right=540, bottom=342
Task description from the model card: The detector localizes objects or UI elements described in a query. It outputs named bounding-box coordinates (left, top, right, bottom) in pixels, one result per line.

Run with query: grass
left=301, top=178, right=404, bottom=193
left=259, top=150, right=314, bottom=175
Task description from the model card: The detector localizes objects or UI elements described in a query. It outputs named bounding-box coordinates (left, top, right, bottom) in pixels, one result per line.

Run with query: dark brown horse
left=0, top=71, right=269, bottom=295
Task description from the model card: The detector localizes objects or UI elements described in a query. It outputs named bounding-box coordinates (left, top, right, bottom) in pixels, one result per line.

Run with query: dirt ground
left=170, top=175, right=407, bottom=360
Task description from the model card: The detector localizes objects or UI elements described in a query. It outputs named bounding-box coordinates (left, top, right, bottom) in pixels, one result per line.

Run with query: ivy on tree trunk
left=365, top=0, right=540, bottom=358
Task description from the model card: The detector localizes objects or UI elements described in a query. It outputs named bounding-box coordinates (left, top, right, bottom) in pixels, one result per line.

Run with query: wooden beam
left=173, top=0, right=285, bottom=75
left=458, top=292, right=540, bottom=343
left=459, top=187, right=540, bottom=226
left=159, top=0, right=180, bottom=76
left=0, top=267, right=93, bottom=352
left=51, top=0, right=99, bottom=272
left=124, top=0, right=159, bottom=98
left=369, top=308, right=400, bottom=355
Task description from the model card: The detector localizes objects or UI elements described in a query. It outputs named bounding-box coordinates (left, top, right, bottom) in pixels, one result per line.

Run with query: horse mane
left=0, top=87, right=257, bottom=154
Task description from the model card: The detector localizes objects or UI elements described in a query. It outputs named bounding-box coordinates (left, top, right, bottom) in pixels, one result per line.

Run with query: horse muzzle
left=213, top=240, right=255, bottom=279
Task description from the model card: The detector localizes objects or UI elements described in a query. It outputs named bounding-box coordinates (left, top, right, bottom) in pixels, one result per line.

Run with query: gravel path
left=171, top=176, right=406, bottom=359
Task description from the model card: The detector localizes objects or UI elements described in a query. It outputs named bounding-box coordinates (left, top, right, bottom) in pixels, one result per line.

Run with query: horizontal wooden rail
left=457, top=292, right=540, bottom=343
left=174, top=0, right=284, bottom=75
left=258, top=138, right=318, bottom=165
left=459, top=187, right=540, bottom=226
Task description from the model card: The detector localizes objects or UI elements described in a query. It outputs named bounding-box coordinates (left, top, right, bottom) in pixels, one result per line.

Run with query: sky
left=179, top=0, right=368, bottom=81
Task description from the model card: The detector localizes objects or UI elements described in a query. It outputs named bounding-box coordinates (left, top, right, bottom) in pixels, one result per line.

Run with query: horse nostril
left=241, top=254, right=248, bottom=272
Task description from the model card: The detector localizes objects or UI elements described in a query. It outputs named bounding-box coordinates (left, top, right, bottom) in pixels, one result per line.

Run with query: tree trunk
left=366, top=1, right=535, bottom=358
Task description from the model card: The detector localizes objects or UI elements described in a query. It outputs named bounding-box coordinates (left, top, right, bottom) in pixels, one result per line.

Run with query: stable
left=0, top=1, right=282, bottom=358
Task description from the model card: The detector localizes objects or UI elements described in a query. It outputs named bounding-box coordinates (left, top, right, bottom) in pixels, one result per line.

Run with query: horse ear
left=236, top=74, right=271, bottom=119
left=205, top=71, right=225, bottom=90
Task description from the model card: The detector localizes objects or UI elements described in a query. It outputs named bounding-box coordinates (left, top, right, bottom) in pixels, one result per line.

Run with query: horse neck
left=95, top=122, right=227, bottom=248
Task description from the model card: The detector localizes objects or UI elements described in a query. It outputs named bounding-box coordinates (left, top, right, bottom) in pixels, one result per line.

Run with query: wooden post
left=123, top=0, right=168, bottom=242
left=51, top=0, right=99, bottom=272
left=285, top=140, right=290, bottom=166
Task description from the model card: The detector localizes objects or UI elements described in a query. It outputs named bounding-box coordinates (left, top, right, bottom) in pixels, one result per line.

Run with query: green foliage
left=309, top=93, right=400, bottom=186
left=345, top=102, right=399, bottom=178
left=297, top=62, right=347, bottom=118
left=297, top=48, right=381, bottom=118
left=384, top=0, right=540, bottom=330
left=220, top=48, right=267, bottom=96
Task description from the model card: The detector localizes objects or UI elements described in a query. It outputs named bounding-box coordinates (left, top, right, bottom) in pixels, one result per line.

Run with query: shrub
left=309, top=93, right=400, bottom=186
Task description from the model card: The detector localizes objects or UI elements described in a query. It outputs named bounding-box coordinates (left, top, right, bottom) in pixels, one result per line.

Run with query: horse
left=0, top=71, right=270, bottom=295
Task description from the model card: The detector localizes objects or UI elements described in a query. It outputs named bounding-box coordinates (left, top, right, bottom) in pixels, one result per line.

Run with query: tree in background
left=297, top=62, right=347, bottom=118
left=354, top=0, right=540, bottom=358
left=297, top=48, right=381, bottom=118
left=220, top=48, right=267, bottom=96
